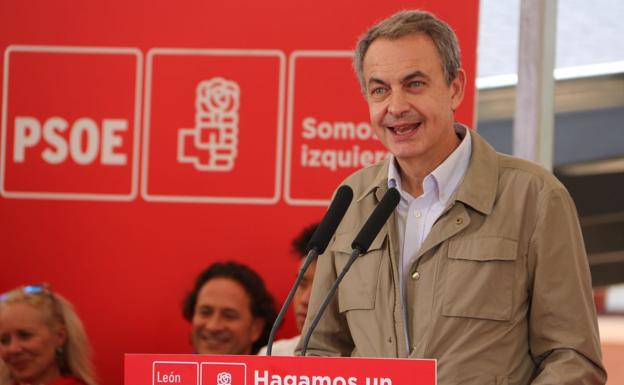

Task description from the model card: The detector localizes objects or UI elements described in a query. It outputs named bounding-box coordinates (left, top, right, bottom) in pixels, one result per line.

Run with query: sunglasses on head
left=0, top=283, right=54, bottom=302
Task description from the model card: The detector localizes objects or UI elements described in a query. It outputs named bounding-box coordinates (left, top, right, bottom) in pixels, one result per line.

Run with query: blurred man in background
left=183, top=261, right=276, bottom=355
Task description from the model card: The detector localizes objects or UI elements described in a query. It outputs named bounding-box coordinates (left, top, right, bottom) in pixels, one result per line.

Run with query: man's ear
left=250, top=317, right=266, bottom=343
left=450, top=68, right=466, bottom=111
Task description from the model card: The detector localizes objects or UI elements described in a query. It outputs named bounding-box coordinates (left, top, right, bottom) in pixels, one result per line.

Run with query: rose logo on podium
left=178, top=77, right=240, bottom=171
left=216, top=372, right=232, bottom=385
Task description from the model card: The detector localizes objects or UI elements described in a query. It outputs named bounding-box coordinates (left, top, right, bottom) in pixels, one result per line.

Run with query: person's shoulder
left=340, top=159, right=388, bottom=196
left=257, top=335, right=301, bottom=356
left=496, top=152, right=566, bottom=193
left=470, top=130, right=565, bottom=195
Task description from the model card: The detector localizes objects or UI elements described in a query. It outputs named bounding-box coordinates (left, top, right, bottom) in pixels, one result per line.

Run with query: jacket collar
left=454, top=130, right=498, bottom=215
left=355, top=128, right=499, bottom=215
left=356, top=157, right=391, bottom=203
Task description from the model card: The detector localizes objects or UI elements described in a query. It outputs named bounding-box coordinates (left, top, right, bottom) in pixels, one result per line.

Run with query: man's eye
left=0, top=335, right=10, bottom=346
left=222, top=311, right=240, bottom=320
left=17, top=330, right=33, bottom=340
left=370, top=87, right=387, bottom=96
left=198, top=307, right=214, bottom=317
left=408, top=80, right=424, bottom=88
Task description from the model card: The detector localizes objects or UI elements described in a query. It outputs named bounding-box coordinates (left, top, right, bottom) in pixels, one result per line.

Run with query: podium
left=125, top=354, right=436, bottom=385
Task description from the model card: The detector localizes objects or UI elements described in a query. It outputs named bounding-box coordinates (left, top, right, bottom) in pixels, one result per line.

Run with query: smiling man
left=299, top=10, right=606, bottom=385
left=182, top=262, right=276, bottom=355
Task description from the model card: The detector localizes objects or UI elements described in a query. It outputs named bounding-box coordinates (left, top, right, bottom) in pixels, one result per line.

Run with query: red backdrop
left=0, top=1, right=478, bottom=384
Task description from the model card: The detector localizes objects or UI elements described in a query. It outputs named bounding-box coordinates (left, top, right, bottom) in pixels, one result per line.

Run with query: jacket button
left=455, top=217, right=463, bottom=225
left=411, top=271, right=421, bottom=280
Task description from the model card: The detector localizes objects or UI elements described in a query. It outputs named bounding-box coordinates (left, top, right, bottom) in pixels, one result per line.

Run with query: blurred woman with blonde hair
left=0, top=284, right=97, bottom=385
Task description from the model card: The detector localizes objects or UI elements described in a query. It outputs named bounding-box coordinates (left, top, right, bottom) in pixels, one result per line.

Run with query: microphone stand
left=300, top=248, right=361, bottom=356
left=266, top=248, right=318, bottom=356
left=299, top=188, right=399, bottom=356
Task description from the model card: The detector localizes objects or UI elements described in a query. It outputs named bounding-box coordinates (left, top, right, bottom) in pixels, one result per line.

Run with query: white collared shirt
left=387, top=123, right=472, bottom=353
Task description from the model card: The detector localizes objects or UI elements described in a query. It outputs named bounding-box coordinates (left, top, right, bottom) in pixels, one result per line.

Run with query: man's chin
left=195, top=341, right=232, bottom=355
left=197, top=347, right=228, bottom=355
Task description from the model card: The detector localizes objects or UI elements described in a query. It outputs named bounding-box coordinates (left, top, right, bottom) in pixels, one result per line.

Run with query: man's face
left=191, top=277, right=264, bottom=355
left=293, top=259, right=317, bottom=332
left=363, top=33, right=465, bottom=169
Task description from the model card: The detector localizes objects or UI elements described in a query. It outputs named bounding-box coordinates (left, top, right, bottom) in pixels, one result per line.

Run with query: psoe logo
left=12, top=116, right=128, bottom=166
left=178, top=77, right=240, bottom=172
left=0, top=45, right=141, bottom=201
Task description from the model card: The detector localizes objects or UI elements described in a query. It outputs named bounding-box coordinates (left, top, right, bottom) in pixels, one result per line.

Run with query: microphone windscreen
left=307, top=185, right=354, bottom=254
left=351, top=187, right=400, bottom=253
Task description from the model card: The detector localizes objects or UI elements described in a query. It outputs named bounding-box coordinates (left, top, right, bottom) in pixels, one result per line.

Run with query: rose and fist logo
left=178, top=77, right=240, bottom=171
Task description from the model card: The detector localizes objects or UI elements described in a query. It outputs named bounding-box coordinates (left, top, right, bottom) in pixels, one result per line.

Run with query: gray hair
left=353, top=10, right=461, bottom=94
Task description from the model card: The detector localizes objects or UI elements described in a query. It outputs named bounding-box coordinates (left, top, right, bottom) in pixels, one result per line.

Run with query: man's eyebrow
left=367, top=77, right=388, bottom=88
left=402, top=70, right=431, bottom=83
left=367, top=71, right=431, bottom=89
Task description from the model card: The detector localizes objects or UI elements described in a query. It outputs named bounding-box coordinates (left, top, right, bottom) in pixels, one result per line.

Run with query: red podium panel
left=125, top=354, right=436, bottom=385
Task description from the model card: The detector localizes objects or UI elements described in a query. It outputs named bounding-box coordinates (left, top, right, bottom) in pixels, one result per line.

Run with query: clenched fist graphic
left=178, top=77, right=240, bottom=171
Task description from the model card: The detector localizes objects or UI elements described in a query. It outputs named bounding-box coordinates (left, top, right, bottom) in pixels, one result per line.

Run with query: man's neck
left=396, top=133, right=461, bottom=197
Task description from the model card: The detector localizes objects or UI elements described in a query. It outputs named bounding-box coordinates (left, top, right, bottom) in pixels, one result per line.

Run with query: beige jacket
left=299, top=132, right=606, bottom=385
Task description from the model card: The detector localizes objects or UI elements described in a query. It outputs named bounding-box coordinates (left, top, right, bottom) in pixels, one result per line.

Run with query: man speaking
left=299, top=10, right=606, bottom=385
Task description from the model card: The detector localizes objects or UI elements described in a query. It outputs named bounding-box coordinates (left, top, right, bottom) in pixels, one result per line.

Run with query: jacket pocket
left=442, top=236, right=518, bottom=321
left=330, top=231, right=385, bottom=313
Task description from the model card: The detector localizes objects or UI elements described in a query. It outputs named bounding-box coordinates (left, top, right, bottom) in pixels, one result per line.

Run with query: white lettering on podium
left=365, top=378, right=391, bottom=385
left=254, top=370, right=357, bottom=385
left=312, top=377, right=331, bottom=385
left=156, top=371, right=181, bottom=383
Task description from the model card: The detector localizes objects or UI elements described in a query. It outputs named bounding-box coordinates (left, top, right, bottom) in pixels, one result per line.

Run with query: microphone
left=266, top=185, right=353, bottom=355
left=307, top=185, right=354, bottom=254
left=300, top=187, right=400, bottom=356
left=351, top=187, right=401, bottom=253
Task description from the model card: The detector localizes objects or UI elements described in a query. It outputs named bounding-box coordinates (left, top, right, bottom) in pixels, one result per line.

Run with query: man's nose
left=205, top=315, right=225, bottom=331
left=387, top=90, right=410, bottom=117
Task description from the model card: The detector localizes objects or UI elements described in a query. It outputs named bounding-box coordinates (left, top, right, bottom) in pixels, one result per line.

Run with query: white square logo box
left=1, top=45, right=143, bottom=201
left=142, top=48, right=286, bottom=205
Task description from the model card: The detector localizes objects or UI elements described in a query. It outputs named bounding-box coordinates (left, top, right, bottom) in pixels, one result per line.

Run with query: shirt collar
left=387, top=124, right=472, bottom=205
left=358, top=126, right=499, bottom=215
